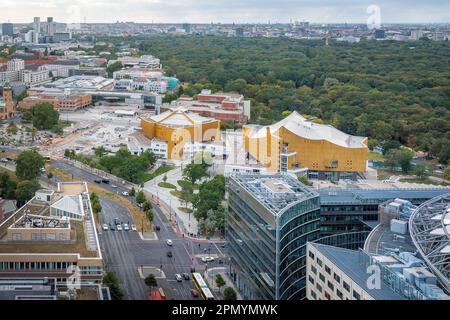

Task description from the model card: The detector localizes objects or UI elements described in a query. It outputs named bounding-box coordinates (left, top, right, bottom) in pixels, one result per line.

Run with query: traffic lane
left=99, top=198, right=147, bottom=300
left=51, top=160, right=129, bottom=195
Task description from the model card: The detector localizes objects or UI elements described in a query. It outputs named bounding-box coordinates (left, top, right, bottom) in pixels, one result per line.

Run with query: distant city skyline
left=0, top=0, right=450, bottom=24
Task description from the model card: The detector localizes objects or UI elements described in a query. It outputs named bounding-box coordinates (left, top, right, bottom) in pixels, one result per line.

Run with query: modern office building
left=227, top=174, right=321, bottom=300
left=318, top=188, right=450, bottom=237
left=162, top=89, right=251, bottom=124
left=140, top=107, right=220, bottom=160
left=0, top=182, right=103, bottom=284
left=2, top=23, right=14, bottom=37
left=243, top=111, right=368, bottom=180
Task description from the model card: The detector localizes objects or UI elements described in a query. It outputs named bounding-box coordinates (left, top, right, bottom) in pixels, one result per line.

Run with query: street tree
left=223, top=287, right=237, bottom=300
left=145, top=273, right=157, bottom=291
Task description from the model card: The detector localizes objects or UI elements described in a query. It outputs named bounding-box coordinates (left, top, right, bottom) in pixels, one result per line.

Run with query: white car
left=111, top=184, right=118, bottom=188
left=166, top=239, right=173, bottom=246
left=122, top=191, right=129, bottom=196
left=175, top=274, right=183, bottom=282
left=123, top=224, right=129, bottom=231
left=102, top=224, right=109, bottom=231
left=201, top=256, right=215, bottom=263
left=116, top=224, right=123, bottom=231
left=131, top=224, right=137, bottom=231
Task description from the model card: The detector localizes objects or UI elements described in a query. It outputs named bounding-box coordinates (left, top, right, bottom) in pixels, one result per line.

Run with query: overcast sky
left=1, top=0, right=450, bottom=24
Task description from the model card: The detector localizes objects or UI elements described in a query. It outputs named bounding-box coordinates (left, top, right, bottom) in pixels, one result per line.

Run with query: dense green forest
left=107, top=36, right=449, bottom=163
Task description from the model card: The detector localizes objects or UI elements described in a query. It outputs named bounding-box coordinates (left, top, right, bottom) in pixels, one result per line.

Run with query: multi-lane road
left=50, top=159, right=226, bottom=300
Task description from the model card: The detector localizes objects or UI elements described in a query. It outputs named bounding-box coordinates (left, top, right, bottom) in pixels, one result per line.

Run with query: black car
left=154, top=225, right=161, bottom=231
left=166, top=251, right=173, bottom=258
left=94, top=179, right=101, bottom=184
left=182, top=273, right=190, bottom=280
left=102, top=179, right=110, bottom=184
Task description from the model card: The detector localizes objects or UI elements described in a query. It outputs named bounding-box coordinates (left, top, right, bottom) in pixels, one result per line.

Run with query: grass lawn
left=368, top=151, right=385, bottom=162
left=177, top=179, right=199, bottom=190
left=141, top=164, right=174, bottom=182
left=178, top=207, right=193, bottom=213
left=158, top=181, right=177, bottom=189
left=170, top=190, right=182, bottom=199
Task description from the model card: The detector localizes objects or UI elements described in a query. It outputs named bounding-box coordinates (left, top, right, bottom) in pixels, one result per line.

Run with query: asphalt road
left=0, top=152, right=226, bottom=300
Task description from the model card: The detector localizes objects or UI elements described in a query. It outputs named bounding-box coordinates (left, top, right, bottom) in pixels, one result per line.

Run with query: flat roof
left=319, top=188, right=450, bottom=205
left=310, top=243, right=405, bottom=300
left=230, top=174, right=318, bottom=215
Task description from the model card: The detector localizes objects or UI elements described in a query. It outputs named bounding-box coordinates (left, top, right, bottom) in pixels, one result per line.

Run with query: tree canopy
left=126, top=35, right=450, bottom=164
left=15, top=150, right=45, bottom=181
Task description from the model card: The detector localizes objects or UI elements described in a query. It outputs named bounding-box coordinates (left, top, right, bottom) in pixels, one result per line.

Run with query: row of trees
left=65, top=147, right=157, bottom=184
left=90, top=192, right=102, bottom=215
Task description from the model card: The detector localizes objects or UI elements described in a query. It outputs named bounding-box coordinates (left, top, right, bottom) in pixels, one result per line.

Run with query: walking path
left=204, top=267, right=242, bottom=300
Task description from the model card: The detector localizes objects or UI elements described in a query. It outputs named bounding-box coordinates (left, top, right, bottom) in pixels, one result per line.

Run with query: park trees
left=15, top=150, right=44, bottom=181
left=31, top=103, right=59, bottom=130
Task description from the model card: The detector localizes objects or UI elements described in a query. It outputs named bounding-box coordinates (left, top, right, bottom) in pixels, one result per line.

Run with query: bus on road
left=192, top=272, right=214, bottom=300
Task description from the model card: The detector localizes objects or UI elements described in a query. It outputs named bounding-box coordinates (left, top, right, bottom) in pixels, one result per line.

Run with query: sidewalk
left=204, top=267, right=242, bottom=300
left=144, top=165, right=200, bottom=236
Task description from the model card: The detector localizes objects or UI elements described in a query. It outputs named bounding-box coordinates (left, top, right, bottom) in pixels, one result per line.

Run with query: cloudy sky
left=1, top=0, right=449, bottom=24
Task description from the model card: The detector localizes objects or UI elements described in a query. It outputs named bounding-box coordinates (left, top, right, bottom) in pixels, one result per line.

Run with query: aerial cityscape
left=0, top=0, right=449, bottom=308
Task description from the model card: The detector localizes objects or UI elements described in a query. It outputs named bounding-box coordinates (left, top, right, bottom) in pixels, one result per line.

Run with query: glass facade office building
left=227, top=174, right=320, bottom=300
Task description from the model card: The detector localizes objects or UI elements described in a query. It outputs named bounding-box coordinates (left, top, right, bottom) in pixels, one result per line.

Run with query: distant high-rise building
left=2, top=23, right=13, bottom=37
left=47, top=17, right=55, bottom=36
left=33, top=17, right=41, bottom=33
left=236, top=27, right=244, bottom=37
left=182, top=23, right=191, bottom=34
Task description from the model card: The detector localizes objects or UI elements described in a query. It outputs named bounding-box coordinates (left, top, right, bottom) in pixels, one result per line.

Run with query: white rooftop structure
left=148, top=107, right=217, bottom=128
left=246, top=111, right=367, bottom=148
left=50, top=195, right=84, bottom=220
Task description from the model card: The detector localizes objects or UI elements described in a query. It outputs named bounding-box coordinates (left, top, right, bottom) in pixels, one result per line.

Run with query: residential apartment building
left=39, top=60, right=80, bottom=78
left=227, top=174, right=321, bottom=300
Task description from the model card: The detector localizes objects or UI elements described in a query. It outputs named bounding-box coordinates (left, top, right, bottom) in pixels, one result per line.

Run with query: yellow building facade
left=141, top=107, right=221, bottom=160
left=243, top=112, right=368, bottom=179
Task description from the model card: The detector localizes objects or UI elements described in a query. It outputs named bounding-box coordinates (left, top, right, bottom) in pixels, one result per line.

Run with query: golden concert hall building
left=140, top=107, right=221, bottom=160
left=243, top=111, right=368, bottom=180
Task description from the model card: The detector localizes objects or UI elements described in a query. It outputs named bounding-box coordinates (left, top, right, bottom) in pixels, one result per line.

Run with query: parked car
left=166, top=239, right=173, bottom=246
left=117, top=224, right=123, bottom=231
left=102, top=224, right=109, bottom=231
left=123, top=224, right=129, bottom=231
left=190, top=289, right=199, bottom=297
left=182, top=273, right=190, bottom=280
left=166, top=251, right=173, bottom=258
left=131, top=224, right=137, bottom=231
left=175, top=274, right=183, bottom=282
left=122, top=191, right=129, bottom=196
